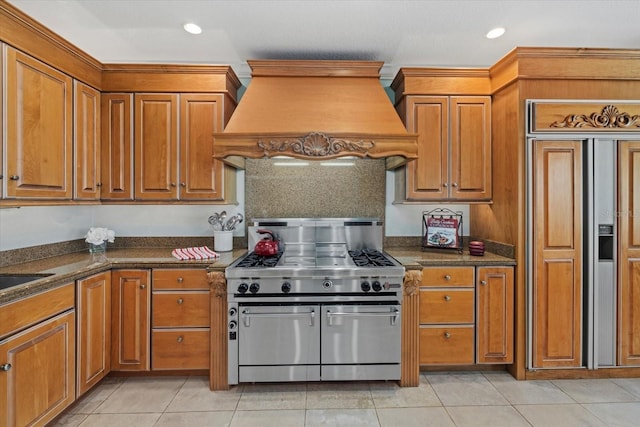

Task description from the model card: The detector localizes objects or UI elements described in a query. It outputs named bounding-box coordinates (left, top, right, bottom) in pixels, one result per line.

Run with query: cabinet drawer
left=421, top=267, right=474, bottom=287
left=152, top=292, right=209, bottom=327
left=153, top=269, right=209, bottom=290
left=419, top=289, right=474, bottom=324
left=151, top=329, right=209, bottom=370
left=419, top=325, right=475, bottom=365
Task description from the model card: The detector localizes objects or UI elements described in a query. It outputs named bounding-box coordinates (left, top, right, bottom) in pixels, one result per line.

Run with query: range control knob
left=228, top=307, right=237, bottom=317
left=322, top=280, right=333, bottom=289
left=237, top=283, right=248, bottom=294
left=249, top=282, right=260, bottom=294
left=228, top=320, right=237, bottom=330
left=281, top=281, right=292, bottom=293
left=372, top=280, right=382, bottom=292
left=361, top=281, right=371, bottom=292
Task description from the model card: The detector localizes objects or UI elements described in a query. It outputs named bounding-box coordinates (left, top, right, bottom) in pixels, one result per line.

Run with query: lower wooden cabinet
left=111, top=269, right=150, bottom=371
left=418, top=265, right=514, bottom=366
left=77, top=271, right=111, bottom=397
left=151, top=268, right=210, bottom=370
left=476, top=266, right=514, bottom=364
left=0, top=310, right=75, bottom=427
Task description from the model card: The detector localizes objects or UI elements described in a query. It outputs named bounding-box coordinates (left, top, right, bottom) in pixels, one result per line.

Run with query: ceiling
left=7, top=0, right=640, bottom=80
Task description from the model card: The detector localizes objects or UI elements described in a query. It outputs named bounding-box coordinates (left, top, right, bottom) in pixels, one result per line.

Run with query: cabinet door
left=450, top=96, right=491, bottom=200
left=101, top=93, right=134, bottom=200
left=0, top=310, right=75, bottom=427
left=532, top=140, right=583, bottom=368
left=5, top=46, right=73, bottom=199
left=111, top=269, right=150, bottom=371
left=618, top=140, right=640, bottom=366
left=74, top=81, right=101, bottom=200
left=77, top=271, right=111, bottom=397
left=179, top=94, right=226, bottom=200
left=405, top=96, right=448, bottom=200
left=476, top=266, right=514, bottom=364
left=134, top=94, right=179, bottom=200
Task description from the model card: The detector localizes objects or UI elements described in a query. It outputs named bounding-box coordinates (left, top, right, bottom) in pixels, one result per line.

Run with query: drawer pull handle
left=444, top=275, right=451, bottom=281
left=0, top=363, right=11, bottom=371
left=480, top=280, right=487, bottom=286
left=177, top=298, right=184, bottom=304
left=444, top=332, right=451, bottom=339
left=444, top=295, right=451, bottom=301
left=176, top=336, right=183, bottom=343
left=177, top=277, right=184, bottom=283
left=140, top=284, right=146, bottom=289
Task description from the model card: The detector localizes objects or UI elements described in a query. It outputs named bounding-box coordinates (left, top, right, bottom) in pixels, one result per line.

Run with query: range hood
left=213, top=60, right=418, bottom=170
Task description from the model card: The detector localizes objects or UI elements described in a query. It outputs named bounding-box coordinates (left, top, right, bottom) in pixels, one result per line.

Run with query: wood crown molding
left=247, top=59, right=383, bottom=77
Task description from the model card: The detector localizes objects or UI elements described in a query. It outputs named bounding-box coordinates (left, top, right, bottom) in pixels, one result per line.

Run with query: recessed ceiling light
left=486, top=27, right=506, bottom=39
left=183, top=22, right=202, bottom=35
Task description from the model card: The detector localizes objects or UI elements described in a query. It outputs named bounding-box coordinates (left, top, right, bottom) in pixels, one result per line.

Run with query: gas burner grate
left=348, top=249, right=396, bottom=267
left=236, top=252, right=283, bottom=268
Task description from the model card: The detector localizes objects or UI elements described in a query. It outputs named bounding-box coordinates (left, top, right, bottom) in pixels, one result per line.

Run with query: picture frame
left=422, top=208, right=463, bottom=253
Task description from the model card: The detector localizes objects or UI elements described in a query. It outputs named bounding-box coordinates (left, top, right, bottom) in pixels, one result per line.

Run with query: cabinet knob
left=96, top=182, right=102, bottom=187
left=0, top=363, right=11, bottom=371
left=452, top=182, right=458, bottom=187
left=480, top=280, right=487, bottom=286
left=180, top=182, right=186, bottom=187
left=0, top=174, right=3, bottom=179
left=444, top=295, right=451, bottom=301
left=170, top=182, right=176, bottom=187
left=176, top=336, right=183, bottom=343
left=444, top=274, right=451, bottom=281
left=443, top=183, right=448, bottom=188
left=443, top=332, right=451, bottom=339
left=177, top=277, right=184, bottom=283
left=177, top=297, right=184, bottom=305
left=140, top=284, right=146, bottom=289
left=9, top=175, right=19, bottom=180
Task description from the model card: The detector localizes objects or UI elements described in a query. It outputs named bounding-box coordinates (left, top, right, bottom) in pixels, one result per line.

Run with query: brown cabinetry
left=101, top=93, right=134, bottom=200
left=418, top=265, right=514, bottom=366
left=134, top=93, right=179, bottom=200
left=77, top=271, right=111, bottom=397
left=396, top=96, right=491, bottom=202
left=111, top=269, right=150, bottom=371
left=618, top=140, right=640, bottom=365
left=476, top=266, right=514, bottom=364
left=74, top=81, right=101, bottom=200
left=151, top=269, right=210, bottom=370
left=531, top=140, right=583, bottom=368
left=0, top=284, right=75, bottom=427
left=419, top=266, right=475, bottom=365
left=4, top=45, right=73, bottom=199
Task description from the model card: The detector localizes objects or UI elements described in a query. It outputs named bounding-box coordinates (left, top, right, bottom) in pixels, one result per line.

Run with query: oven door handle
left=240, top=309, right=316, bottom=327
left=326, top=308, right=400, bottom=326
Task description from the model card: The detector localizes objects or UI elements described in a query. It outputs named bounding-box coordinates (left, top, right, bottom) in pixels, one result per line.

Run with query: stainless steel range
left=225, top=218, right=404, bottom=384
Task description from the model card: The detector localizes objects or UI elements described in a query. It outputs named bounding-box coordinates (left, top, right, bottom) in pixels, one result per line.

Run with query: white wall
left=384, top=171, right=470, bottom=237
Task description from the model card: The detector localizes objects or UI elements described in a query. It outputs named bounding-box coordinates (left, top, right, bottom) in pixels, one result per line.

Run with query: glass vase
left=89, top=242, right=107, bottom=261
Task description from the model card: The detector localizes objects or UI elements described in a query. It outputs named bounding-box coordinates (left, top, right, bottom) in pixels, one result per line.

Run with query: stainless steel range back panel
left=226, top=217, right=404, bottom=385
left=248, top=218, right=384, bottom=252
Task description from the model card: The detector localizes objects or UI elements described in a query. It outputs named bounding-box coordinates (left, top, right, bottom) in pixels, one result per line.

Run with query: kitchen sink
left=0, top=273, right=54, bottom=291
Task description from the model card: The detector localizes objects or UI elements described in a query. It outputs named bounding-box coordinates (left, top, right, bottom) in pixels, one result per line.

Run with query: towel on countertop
left=171, top=246, right=220, bottom=260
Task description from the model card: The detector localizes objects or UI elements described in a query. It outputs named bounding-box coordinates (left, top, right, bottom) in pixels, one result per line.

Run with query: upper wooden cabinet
left=100, top=92, right=235, bottom=202
left=3, top=45, right=73, bottom=199
left=101, top=93, right=134, bottom=200
left=396, top=95, right=491, bottom=202
left=134, top=93, right=179, bottom=200
left=74, top=81, right=101, bottom=200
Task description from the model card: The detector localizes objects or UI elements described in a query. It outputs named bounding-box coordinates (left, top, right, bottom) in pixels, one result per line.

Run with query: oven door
left=238, top=304, right=320, bottom=382
left=321, top=304, right=401, bottom=381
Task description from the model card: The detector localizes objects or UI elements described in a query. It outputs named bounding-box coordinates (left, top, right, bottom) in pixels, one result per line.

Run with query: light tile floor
left=54, top=372, right=640, bottom=426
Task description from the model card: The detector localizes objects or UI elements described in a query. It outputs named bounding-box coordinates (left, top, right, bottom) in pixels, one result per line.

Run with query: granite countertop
left=1, top=245, right=516, bottom=305
left=386, top=247, right=516, bottom=269
left=0, top=248, right=247, bottom=306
